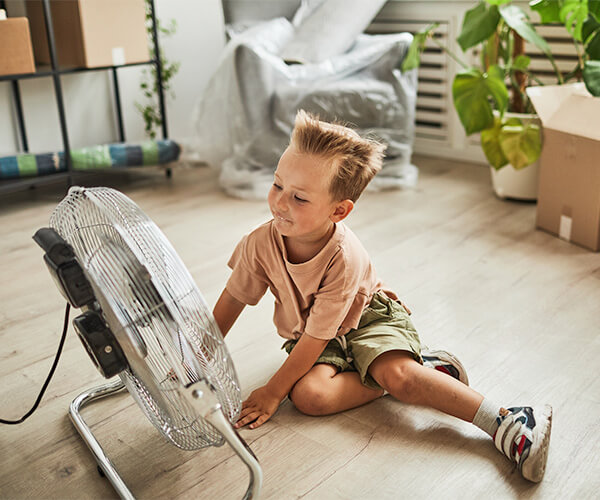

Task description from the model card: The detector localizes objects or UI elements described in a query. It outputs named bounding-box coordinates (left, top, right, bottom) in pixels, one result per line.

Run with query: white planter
left=489, top=112, right=541, bottom=201
left=490, top=161, right=540, bottom=201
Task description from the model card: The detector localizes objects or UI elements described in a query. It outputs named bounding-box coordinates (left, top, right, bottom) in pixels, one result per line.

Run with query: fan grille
left=50, top=187, right=241, bottom=450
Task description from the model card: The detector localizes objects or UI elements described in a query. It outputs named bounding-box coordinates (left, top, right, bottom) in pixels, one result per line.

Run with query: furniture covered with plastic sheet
left=194, top=15, right=417, bottom=199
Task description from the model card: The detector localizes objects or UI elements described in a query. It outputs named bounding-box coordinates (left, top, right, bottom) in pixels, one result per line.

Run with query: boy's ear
left=330, top=199, right=354, bottom=222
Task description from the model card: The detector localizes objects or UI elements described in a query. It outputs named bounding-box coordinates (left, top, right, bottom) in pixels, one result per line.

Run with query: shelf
left=1, top=0, right=169, bottom=195
left=0, top=60, right=159, bottom=82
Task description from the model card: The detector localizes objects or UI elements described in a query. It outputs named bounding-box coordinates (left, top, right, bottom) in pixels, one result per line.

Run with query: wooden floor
left=1, top=156, right=599, bottom=499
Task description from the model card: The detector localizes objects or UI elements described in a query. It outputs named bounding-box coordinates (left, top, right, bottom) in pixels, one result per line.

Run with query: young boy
left=212, top=110, right=552, bottom=483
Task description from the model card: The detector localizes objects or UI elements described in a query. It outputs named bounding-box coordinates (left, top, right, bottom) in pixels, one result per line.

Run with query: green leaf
left=452, top=66, right=508, bottom=135
left=583, top=60, right=600, bottom=95
left=582, top=13, right=600, bottom=42
left=590, top=0, right=600, bottom=21
left=513, top=54, right=531, bottom=71
left=453, top=70, right=494, bottom=135
left=486, top=0, right=511, bottom=5
left=481, top=115, right=508, bottom=169
left=582, top=15, right=600, bottom=59
left=586, top=31, right=600, bottom=59
left=457, top=2, right=501, bottom=51
left=498, top=119, right=542, bottom=169
left=402, top=26, right=436, bottom=72
left=486, top=65, right=509, bottom=113
left=529, top=0, right=562, bottom=24
left=560, top=0, right=588, bottom=41
left=500, top=5, right=552, bottom=54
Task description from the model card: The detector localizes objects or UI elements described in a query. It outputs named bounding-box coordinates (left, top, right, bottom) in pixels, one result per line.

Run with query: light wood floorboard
left=1, top=156, right=599, bottom=499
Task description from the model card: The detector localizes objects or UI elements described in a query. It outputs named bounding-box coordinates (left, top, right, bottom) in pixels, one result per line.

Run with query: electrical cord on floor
left=0, top=303, right=70, bottom=425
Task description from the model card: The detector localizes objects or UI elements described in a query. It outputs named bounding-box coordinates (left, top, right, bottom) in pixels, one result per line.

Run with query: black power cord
left=0, top=303, right=70, bottom=425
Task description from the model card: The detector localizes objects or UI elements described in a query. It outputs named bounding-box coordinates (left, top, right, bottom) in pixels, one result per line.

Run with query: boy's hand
left=235, top=385, right=282, bottom=429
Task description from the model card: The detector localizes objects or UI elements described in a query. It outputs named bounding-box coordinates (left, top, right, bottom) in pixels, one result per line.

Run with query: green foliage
left=498, top=118, right=541, bottom=169
left=452, top=66, right=508, bottom=135
left=401, top=28, right=433, bottom=72
left=457, top=3, right=500, bottom=51
left=500, top=5, right=552, bottom=56
left=560, top=0, right=588, bottom=41
left=403, top=0, right=600, bottom=171
left=136, top=1, right=180, bottom=139
left=584, top=60, right=600, bottom=93
left=481, top=115, right=541, bottom=169
left=531, top=0, right=600, bottom=80
left=582, top=7, right=600, bottom=57
left=529, top=0, right=562, bottom=22
left=481, top=115, right=509, bottom=168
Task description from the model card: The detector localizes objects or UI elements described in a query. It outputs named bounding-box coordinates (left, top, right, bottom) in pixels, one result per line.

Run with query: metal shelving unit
left=0, top=0, right=169, bottom=194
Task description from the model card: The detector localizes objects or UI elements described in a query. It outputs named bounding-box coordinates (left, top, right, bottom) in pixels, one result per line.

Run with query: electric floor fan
left=34, top=186, right=262, bottom=499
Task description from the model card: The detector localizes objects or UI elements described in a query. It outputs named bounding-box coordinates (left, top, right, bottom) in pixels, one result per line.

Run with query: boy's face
left=268, top=146, right=349, bottom=243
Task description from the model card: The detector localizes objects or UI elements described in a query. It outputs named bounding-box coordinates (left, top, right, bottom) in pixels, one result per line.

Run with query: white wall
left=0, top=0, right=226, bottom=156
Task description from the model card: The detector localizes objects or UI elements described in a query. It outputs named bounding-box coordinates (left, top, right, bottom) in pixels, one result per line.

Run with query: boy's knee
left=290, top=377, right=334, bottom=416
left=373, top=358, right=418, bottom=402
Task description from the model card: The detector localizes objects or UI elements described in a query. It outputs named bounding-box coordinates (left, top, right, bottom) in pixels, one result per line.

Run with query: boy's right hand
left=234, top=385, right=282, bottom=430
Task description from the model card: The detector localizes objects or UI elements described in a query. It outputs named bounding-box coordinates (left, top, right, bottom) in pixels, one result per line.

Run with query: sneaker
left=494, top=405, right=553, bottom=482
left=422, top=349, right=469, bottom=385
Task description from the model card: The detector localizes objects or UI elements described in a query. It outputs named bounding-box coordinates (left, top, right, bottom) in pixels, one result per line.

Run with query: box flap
left=527, top=83, right=600, bottom=140
left=546, top=94, right=600, bottom=141
left=526, top=83, right=587, bottom=124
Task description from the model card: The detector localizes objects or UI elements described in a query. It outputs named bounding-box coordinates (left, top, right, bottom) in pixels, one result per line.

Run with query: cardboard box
left=0, top=17, right=36, bottom=76
left=26, top=0, right=150, bottom=68
left=527, top=83, right=600, bottom=251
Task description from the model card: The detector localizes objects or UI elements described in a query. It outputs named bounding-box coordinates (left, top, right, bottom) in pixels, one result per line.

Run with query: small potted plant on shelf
left=136, top=0, right=180, bottom=140
left=403, top=0, right=600, bottom=200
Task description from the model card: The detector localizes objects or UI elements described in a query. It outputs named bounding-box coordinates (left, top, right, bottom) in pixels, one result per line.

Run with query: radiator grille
left=368, top=17, right=451, bottom=144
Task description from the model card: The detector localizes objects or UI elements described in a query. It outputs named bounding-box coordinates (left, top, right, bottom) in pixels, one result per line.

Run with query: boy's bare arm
left=235, top=333, right=328, bottom=429
left=212, top=288, right=245, bottom=338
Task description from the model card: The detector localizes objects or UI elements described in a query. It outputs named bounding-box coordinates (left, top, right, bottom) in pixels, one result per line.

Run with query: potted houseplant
left=403, top=0, right=600, bottom=200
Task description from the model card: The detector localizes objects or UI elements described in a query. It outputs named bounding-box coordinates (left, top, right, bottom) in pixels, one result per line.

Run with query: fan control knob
left=73, top=310, right=128, bottom=378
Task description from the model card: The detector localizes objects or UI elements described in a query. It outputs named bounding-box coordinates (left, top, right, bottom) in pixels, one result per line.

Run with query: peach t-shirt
left=226, top=220, right=396, bottom=340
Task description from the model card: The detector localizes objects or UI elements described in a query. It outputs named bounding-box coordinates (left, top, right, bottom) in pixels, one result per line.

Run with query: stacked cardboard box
left=0, top=16, right=36, bottom=76
left=26, top=0, right=150, bottom=68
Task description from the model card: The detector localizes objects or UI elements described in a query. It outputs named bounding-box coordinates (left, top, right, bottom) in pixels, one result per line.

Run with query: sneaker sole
left=521, top=404, right=553, bottom=482
left=422, top=349, right=469, bottom=386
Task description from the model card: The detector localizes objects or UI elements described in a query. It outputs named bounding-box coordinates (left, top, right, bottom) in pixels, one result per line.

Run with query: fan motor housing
left=33, top=228, right=95, bottom=308
left=73, top=310, right=128, bottom=378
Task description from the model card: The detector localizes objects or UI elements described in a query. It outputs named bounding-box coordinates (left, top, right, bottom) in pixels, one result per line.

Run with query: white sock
left=472, top=398, right=503, bottom=438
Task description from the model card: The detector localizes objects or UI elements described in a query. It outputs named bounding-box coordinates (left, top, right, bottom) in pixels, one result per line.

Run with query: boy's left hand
left=235, top=385, right=282, bottom=429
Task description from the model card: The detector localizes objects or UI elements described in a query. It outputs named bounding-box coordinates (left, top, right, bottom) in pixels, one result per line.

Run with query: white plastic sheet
left=193, top=17, right=418, bottom=199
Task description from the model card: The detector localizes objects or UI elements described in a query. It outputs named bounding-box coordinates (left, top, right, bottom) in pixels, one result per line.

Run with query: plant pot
left=490, top=161, right=539, bottom=201
left=489, top=112, right=540, bottom=201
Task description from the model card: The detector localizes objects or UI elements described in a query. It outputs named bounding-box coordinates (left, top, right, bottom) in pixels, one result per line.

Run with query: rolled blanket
left=0, top=139, right=181, bottom=180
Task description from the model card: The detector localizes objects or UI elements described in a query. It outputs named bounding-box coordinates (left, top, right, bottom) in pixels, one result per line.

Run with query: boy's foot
left=422, top=349, right=469, bottom=385
left=494, top=405, right=553, bottom=482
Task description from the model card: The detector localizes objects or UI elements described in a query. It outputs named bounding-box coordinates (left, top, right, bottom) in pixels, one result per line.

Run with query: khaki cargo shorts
left=283, top=291, right=422, bottom=390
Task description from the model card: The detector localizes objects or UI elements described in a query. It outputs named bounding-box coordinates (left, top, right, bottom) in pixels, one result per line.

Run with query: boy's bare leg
left=368, top=350, right=483, bottom=422
left=289, top=364, right=383, bottom=415
left=289, top=352, right=482, bottom=421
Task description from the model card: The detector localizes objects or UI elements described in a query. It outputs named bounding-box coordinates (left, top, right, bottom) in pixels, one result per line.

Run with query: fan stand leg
left=69, top=378, right=134, bottom=500
left=204, top=409, right=263, bottom=500
left=183, top=381, right=263, bottom=500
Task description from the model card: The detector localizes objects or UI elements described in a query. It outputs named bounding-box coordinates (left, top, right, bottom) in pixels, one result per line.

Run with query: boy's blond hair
left=290, top=110, right=385, bottom=202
